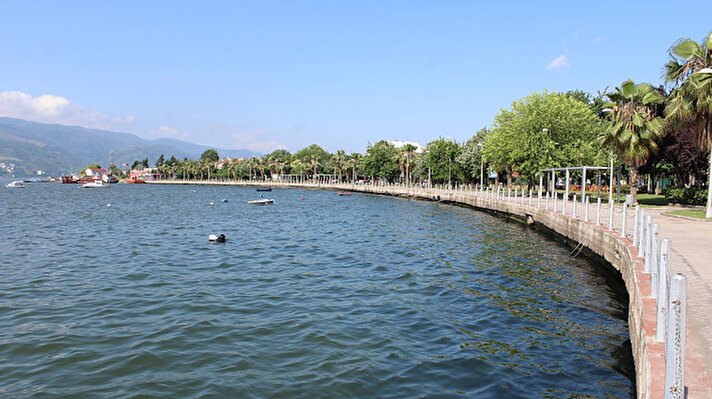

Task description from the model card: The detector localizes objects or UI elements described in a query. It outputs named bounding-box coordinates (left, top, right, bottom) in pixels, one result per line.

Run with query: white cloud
left=546, top=55, right=570, bottom=71
left=233, top=130, right=285, bottom=154
left=149, top=125, right=188, bottom=140
left=0, top=90, right=134, bottom=130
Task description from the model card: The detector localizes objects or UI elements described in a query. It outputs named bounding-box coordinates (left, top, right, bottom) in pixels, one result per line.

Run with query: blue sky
left=0, top=1, right=709, bottom=155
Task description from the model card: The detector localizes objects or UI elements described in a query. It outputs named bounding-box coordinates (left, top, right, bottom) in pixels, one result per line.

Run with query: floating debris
left=209, top=234, right=226, bottom=243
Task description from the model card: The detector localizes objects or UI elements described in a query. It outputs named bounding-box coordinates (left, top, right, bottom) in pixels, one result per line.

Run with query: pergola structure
left=539, top=166, right=614, bottom=202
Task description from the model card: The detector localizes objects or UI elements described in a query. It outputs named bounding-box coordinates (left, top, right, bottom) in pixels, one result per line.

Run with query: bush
left=664, top=187, right=708, bottom=205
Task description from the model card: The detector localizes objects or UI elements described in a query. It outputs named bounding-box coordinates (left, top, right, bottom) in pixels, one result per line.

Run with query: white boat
left=83, top=180, right=109, bottom=188
left=5, top=180, right=25, bottom=188
left=247, top=198, right=275, bottom=205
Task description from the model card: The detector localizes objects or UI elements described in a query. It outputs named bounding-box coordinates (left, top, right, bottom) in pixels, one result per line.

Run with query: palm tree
left=332, top=150, right=347, bottom=182
left=310, top=156, right=320, bottom=181
left=665, top=31, right=712, bottom=217
left=598, top=79, right=666, bottom=202
left=398, top=144, right=417, bottom=186
left=348, top=153, right=362, bottom=182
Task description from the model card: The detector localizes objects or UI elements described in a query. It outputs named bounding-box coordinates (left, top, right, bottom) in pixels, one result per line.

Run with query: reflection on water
left=0, top=183, right=633, bottom=398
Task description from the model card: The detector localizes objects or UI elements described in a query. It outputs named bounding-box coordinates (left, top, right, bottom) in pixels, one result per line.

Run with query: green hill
left=0, top=117, right=260, bottom=176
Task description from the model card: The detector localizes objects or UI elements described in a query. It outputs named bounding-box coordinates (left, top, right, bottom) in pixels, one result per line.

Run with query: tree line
left=135, top=31, right=711, bottom=217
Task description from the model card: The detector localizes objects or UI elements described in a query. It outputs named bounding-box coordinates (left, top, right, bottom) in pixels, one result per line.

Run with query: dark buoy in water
left=209, top=234, right=227, bottom=243
left=222, top=198, right=229, bottom=203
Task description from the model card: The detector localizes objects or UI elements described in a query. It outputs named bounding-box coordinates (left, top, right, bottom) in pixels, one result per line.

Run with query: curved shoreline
left=147, top=179, right=704, bottom=399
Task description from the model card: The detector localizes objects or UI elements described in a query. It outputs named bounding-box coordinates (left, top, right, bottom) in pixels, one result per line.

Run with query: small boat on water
left=247, top=198, right=275, bottom=205
left=5, top=180, right=25, bottom=188
left=124, top=177, right=146, bottom=184
left=256, top=187, right=272, bottom=192
left=83, top=180, right=109, bottom=188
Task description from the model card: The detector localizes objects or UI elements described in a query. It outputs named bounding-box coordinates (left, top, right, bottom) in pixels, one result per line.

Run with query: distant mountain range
left=0, top=117, right=260, bottom=176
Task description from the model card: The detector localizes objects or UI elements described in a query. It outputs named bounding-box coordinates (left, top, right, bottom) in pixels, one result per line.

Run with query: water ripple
left=0, top=184, right=633, bottom=398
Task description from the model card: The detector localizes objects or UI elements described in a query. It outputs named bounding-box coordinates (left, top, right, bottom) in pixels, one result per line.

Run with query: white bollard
left=529, top=189, right=532, bottom=205
left=562, top=192, right=567, bottom=215
left=644, top=215, right=652, bottom=273
left=664, top=274, right=687, bottom=399
left=632, top=205, right=640, bottom=247
left=572, top=194, right=577, bottom=218
left=608, top=201, right=614, bottom=231
left=656, top=238, right=671, bottom=342
left=621, top=203, right=627, bottom=237
left=596, top=198, right=602, bottom=225
left=638, top=209, right=646, bottom=252
left=545, top=193, right=549, bottom=210
left=584, top=196, right=589, bottom=222
left=554, top=192, right=558, bottom=212
left=651, top=224, right=660, bottom=297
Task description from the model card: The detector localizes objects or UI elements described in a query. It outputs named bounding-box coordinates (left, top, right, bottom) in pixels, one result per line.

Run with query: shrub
left=664, top=187, right=707, bottom=205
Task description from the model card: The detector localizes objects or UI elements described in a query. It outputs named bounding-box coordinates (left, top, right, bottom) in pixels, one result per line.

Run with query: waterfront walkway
left=150, top=179, right=711, bottom=398
left=646, top=208, right=712, bottom=394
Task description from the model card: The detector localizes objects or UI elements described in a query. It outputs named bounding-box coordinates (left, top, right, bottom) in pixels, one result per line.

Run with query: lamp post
left=477, top=143, right=484, bottom=187
left=542, top=128, right=551, bottom=195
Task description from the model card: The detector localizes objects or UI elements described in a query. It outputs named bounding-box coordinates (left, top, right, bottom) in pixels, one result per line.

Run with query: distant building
left=85, top=168, right=108, bottom=178
left=128, top=167, right=161, bottom=181
left=387, top=140, right=424, bottom=154
left=217, top=157, right=250, bottom=169
left=216, top=157, right=234, bottom=169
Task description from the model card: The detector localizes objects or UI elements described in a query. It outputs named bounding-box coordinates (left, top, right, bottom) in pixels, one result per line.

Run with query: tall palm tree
left=332, top=150, right=346, bottom=182
left=665, top=31, right=712, bottom=217
left=398, top=144, right=417, bottom=186
left=598, top=79, right=666, bottom=202
left=348, top=153, right=362, bottom=182
left=310, top=156, right=320, bottom=181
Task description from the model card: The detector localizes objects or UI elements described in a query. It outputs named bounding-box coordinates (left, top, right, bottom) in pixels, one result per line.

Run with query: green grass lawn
left=665, top=209, right=708, bottom=219
left=636, top=193, right=670, bottom=206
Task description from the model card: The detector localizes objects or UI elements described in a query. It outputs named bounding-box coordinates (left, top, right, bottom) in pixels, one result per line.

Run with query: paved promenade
left=645, top=208, right=712, bottom=393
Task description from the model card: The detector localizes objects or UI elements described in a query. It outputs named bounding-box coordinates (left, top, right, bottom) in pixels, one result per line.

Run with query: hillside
left=0, top=117, right=260, bottom=176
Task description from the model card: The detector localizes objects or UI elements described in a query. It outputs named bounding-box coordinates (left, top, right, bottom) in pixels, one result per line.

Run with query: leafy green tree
left=361, top=140, right=400, bottom=180
left=108, top=163, right=123, bottom=178
left=483, top=91, right=604, bottom=187
left=659, top=123, right=709, bottom=187
left=457, top=128, right=488, bottom=184
left=411, top=152, right=428, bottom=184
left=598, top=79, right=665, bottom=201
left=665, top=31, right=712, bottom=217
left=199, top=149, right=220, bottom=163
left=295, top=144, right=330, bottom=177
left=290, top=158, right=307, bottom=175
left=424, top=138, right=462, bottom=187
